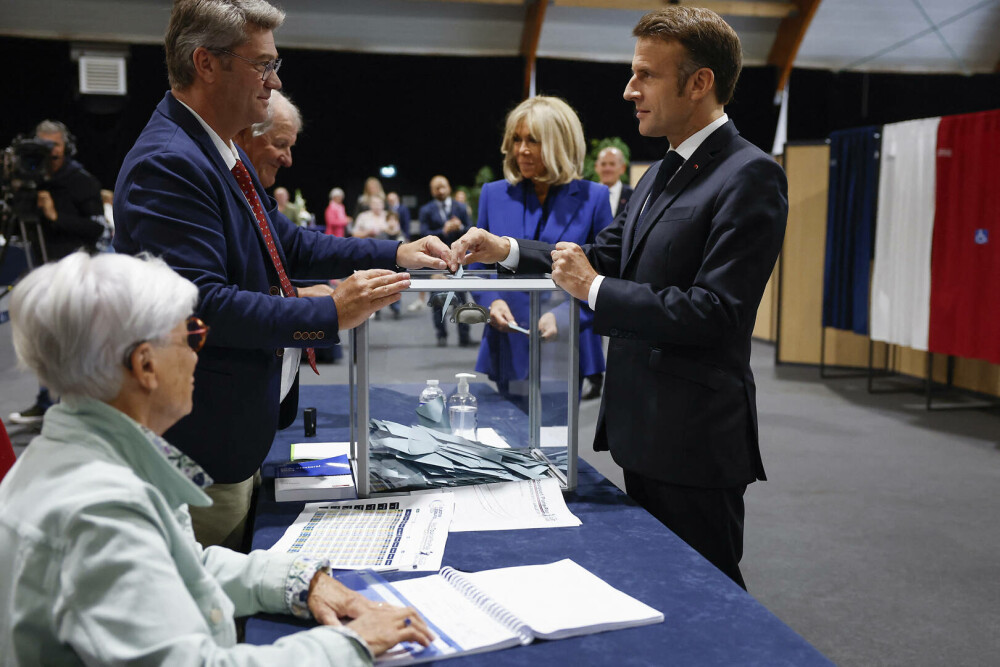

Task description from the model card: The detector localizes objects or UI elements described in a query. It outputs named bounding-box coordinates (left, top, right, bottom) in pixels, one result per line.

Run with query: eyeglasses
left=123, top=316, right=210, bottom=369
left=209, top=47, right=282, bottom=82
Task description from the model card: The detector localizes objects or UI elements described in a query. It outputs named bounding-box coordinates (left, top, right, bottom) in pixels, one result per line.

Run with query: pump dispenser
left=448, top=373, right=478, bottom=440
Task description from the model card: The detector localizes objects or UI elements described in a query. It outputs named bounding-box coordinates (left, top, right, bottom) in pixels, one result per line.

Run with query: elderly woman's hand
left=488, top=299, right=519, bottom=333
left=348, top=604, right=434, bottom=656
left=538, top=312, right=558, bottom=340
left=307, top=571, right=382, bottom=625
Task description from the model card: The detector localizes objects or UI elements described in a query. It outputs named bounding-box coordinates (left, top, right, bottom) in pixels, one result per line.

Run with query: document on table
left=269, top=492, right=454, bottom=572
left=449, top=477, right=581, bottom=532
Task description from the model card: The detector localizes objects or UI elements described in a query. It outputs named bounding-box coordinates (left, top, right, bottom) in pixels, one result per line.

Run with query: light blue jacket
left=0, top=398, right=372, bottom=666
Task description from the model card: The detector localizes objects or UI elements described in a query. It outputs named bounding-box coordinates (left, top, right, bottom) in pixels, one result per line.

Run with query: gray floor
left=3, top=291, right=999, bottom=665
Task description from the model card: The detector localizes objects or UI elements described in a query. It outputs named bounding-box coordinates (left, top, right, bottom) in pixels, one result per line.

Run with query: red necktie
left=231, top=159, right=318, bottom=375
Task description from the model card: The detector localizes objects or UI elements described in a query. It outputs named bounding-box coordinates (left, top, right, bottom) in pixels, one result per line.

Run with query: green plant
left=583, top=137, right=631, bottom=184
left=459, top=165, right=496, bottom=225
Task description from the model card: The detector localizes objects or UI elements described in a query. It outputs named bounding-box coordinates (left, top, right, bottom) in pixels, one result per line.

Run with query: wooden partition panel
left=776, top=143, right=870, bottom=367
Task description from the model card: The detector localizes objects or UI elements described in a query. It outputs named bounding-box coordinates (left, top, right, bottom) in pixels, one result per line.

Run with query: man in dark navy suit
left=419, top=175, right=472, bottom=346
left=452, top=6, right=787, bottom=588
left=114, top=0, right=448, bottom=550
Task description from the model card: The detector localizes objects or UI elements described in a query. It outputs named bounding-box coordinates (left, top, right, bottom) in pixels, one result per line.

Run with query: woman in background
left=353, top=195, right=388, bottom=239
left=355, top=177, right=385, bottom=217
left=325, top=187, right=352, bottom=237
left=0, top=252, right=431, bottom=665
left=474, top=96, right=613, bottom=395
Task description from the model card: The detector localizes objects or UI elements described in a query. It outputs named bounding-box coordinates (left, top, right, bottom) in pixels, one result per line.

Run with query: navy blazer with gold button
left=114, top=92, right=399, bottom=483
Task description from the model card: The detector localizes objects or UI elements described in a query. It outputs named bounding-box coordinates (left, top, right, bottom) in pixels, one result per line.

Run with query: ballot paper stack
left=368, top=419, right=552, bottom=492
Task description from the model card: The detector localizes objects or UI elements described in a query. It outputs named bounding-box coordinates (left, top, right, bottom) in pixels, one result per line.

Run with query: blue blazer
left=113, top=92, right=399, bottom=483
left=473, top=178, right=613, bottom=385
left=515, top=122, right=788, bottom=488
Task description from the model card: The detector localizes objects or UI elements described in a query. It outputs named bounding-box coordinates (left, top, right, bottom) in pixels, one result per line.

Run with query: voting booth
left=348, top=271, right=580, bottom=497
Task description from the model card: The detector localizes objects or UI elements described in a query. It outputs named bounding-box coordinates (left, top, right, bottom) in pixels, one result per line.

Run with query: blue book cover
left=276, top=454, right=351, bottom=478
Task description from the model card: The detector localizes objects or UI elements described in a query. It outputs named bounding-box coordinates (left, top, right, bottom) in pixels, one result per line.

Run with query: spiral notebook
left=337, top=559, right=663, bottom=664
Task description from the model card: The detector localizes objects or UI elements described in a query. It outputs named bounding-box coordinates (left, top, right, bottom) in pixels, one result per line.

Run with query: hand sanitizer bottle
left=419, top=379, right=445, bottom=407
left=448, top=373, right=478, bottom=440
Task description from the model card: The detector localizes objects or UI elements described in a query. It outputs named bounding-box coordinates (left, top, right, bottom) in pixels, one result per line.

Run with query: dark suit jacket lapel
left=624, top=121, right=739, bottom=271
left=163, top=92, right=285, bottom=269
left=540, top=180, right=584, bottom=243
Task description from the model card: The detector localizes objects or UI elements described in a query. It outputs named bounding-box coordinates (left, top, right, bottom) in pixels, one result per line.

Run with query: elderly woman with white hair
left=0, top=253, right=431, bottom=665
left=472, top=96, right=613, bottom=397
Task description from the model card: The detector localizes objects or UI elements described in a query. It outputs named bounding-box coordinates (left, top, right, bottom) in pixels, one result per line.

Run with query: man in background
left=386, top=191, right=412, bottom=239
left=419, top=175, right=472, bottom=346
left=114, top=0, right=449, bottom=550
left=8, top=120, right=104, bottom=426
left=235, top=89, right=299, bottom=189
left=595, top=146, right=632, bottom=217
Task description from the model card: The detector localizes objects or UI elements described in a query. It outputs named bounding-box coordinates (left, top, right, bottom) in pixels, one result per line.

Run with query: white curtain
left=869, top=117, right=940, bottom=350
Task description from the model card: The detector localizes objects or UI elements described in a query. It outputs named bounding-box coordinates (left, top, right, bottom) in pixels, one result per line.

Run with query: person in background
left=0, top=252, right=432, bottom=664
left=355, top=176, right=385, bottom=217
left=113, top=0, right=450, bottom=551
left=451, top=6, right=788, bottom=589
left=325, top=187, right=352, bottom=237
left=595, top=146, right=633, bottom=217
left=419, top=175, right=472, bottom=347
left=235, top=89, right=300, bottom=189
left=376, top=212, right=407, bottom=319
left=352, top=195, right=387, bottom=239
left=385, top=191, right=412, bottom=239
left=470, top=96, right=612, bottom=397
left=274, top=186, right=292, bottom=217
left=8, top=119, right=104, bottom=427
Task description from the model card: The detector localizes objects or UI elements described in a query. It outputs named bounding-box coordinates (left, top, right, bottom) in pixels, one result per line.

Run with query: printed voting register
left=338, top=559, right=663, bottom=664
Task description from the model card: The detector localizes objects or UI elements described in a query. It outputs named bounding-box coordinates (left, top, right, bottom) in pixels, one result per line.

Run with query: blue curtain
left=822, top=126, right=881, bottom=334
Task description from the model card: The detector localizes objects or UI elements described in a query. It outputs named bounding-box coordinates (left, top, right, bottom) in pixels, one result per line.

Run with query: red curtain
left=928, top=109, right=1000, bottom=363
left=0, top=420, right=15, bottom=482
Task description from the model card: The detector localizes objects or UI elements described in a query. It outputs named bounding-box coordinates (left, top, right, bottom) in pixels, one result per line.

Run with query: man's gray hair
left=165, top=0, right=285, bottom=90
left=10, top=253, right=198, bottom=402
left=34, top=119, right=71, bottom=142
left=251, top=90, right=302, bottom=137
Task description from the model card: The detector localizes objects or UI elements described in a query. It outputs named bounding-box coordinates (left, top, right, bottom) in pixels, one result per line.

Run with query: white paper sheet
left=269, top=492, right=454, bottom=571
left=449, top=477, right=581, bottom=532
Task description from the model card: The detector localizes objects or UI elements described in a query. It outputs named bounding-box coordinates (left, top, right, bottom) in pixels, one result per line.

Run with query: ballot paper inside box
left=347, top=270, right=579, bottom=498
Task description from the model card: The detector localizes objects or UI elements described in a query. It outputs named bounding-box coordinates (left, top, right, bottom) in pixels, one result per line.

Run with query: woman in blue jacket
left=474, top=96, right=613, bottom=396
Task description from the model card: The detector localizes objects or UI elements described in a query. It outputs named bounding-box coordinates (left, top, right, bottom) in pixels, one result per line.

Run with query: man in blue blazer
left=452, top=7, right=787, bottom=588
left=114, top=0, right=449, bottom=549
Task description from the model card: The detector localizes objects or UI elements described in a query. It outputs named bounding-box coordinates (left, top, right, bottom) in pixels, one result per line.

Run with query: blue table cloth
left=246, top=385, right=830, bottom=666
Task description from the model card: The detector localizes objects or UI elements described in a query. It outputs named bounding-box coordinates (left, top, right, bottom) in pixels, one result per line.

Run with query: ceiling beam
left=553, top=1, right=797, bottom=19
left=521, top=0, right=548, bottom=99
left=767, top=0, right=822, bottom=97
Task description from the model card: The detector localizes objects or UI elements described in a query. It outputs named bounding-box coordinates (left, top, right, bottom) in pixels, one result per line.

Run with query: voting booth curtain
left=818, top=107, right=1000, bottom=367
left=822, top=127, right=881, bottom=335
left=928, top=109, right=1000, bottom=364
left=869, top=117, right=940, bottom=351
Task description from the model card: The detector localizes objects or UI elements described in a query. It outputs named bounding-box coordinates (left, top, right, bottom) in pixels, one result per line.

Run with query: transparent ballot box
left=347, top=270, right=579, bottom=498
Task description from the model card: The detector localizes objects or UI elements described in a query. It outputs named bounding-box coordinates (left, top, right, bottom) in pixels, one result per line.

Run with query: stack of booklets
left=336, top=558, right=663, bottom=663
left=275, top=442, right=355, bottom=501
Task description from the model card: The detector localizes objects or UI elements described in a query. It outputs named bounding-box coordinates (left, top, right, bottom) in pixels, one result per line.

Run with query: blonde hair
left=501, top=96, right=585, bottom=187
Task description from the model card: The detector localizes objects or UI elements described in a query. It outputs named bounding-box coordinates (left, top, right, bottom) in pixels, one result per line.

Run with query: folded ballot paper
left=274, top=454, right=356, bottom=502
left=368, top=419, right=554, bottom=493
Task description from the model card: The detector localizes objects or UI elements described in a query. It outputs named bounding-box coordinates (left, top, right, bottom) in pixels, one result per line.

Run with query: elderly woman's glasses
left=123, top=316, right=210, bottom=369
left=208, top=47, right=282, bottom=82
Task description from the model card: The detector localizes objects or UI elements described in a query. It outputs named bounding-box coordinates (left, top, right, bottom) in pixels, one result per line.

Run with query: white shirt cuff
left=498, top=237, right=519, bottom=270
left=588, top=275, right=604, bottom=310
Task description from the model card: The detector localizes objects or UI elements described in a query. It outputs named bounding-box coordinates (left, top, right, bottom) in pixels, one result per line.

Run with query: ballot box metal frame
left=348, top=271, right=579, bottom=498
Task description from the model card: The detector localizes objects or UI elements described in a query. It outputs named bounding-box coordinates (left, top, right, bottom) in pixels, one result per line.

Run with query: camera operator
left=7, top=120, right=104, bottom=426
left=31, top=120, right=105, bottom=260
